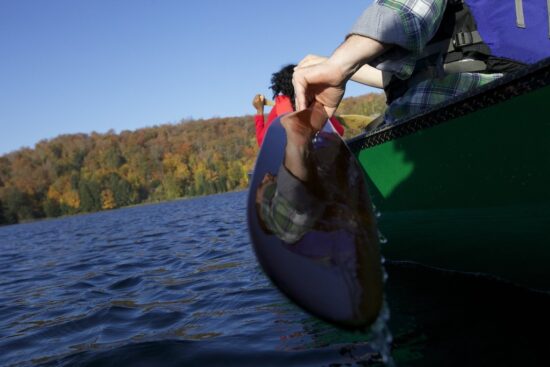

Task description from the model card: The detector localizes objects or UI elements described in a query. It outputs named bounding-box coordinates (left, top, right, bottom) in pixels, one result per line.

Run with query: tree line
left=0, top=93, right=385, bottom=225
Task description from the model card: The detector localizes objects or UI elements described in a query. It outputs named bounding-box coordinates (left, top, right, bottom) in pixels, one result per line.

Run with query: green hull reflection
left=349, top=59, right=550, bottom=292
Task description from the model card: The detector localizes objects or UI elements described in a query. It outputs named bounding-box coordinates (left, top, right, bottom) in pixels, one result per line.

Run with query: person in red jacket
left=252, top=64, right=344, bottom=147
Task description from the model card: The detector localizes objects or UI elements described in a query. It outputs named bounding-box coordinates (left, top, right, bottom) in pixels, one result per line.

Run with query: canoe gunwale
left=346, top=58, right=550, bottom=153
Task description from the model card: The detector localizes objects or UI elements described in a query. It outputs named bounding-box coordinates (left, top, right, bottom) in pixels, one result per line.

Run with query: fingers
left=292, top=59, right=347, bottom=117
left=292, top=72, right=308, bottom=112
left=252, top=94, right=266, bottom=109
left=256, top=172, right=276, bottom=205
left=293, top=60, right=315, bottom=111
left=293, top=63, right=324, bottom=111
left=261, top=172, right=274, bottom=184
left=293, top=62, right=308, bottom=111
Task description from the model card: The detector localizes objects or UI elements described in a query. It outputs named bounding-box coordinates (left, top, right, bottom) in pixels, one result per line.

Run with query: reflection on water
left=0, top=191, right=548, bottom=366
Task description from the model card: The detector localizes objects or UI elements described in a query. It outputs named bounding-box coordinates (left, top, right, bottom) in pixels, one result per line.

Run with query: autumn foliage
left=0, top=93, right=385, bottom=225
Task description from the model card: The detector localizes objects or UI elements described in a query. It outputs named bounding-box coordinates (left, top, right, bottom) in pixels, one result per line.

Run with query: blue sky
left=0, top=0, right=375, bottom=154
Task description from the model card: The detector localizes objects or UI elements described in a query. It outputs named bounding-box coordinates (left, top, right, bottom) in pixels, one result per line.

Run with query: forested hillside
left=0, top=93, right=385, bottom=225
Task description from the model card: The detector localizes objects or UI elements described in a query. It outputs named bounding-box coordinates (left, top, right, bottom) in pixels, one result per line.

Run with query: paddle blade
left=247, top=110, right=383, bottom=329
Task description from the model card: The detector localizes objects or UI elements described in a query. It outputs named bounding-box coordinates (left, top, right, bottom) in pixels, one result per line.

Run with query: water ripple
left=1, top=191, right=548, bottom=366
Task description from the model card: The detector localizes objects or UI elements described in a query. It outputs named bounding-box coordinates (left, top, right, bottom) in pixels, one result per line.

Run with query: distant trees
left=337, top=93, right=386, bottom=118
left=79, top=179, right=102, bottom=212
left=103, top=173, right=133, bottom=207
left=1, top=187, right=34, bottom=224
left=0, top=93, right=385, bottom=225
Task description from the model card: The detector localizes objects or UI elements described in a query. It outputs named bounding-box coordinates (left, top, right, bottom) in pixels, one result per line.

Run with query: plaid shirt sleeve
left=258, top=165, right=325, bottom=244
left=350, top=0, right=447, bottom=79
left=349, top=0, right=504, bottom=124
left=384, top=72, right=503, bottom=123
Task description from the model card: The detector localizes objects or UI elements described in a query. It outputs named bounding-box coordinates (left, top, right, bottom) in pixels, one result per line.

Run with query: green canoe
left=347, top=58, right=550, bottom=292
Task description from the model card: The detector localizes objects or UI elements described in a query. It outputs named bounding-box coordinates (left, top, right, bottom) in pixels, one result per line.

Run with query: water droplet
left=372, top=204, right=382, bottom=218
left=378, top=230, right=388, bottom=244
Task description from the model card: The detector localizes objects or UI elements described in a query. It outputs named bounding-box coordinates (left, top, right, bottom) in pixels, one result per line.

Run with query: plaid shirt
left=257, top=166, right=325, bottom=244
left=385, top=72, right=502, bottom=122
left=351, top=0, right=503, bottom=123
left=258, top=182, right=322, bottom=244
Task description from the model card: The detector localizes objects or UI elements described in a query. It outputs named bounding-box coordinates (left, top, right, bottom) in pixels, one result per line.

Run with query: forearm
left=350, top=64, right=389, bottom=89
left=283, top=145, right=309, bottom=182
left=298, top=53, right=386, bottom=89
left=329, top=35, right=389, bottom=82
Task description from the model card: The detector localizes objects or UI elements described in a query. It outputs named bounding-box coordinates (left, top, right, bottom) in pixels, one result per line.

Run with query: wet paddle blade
left=247, top=112, right=383, bottom=329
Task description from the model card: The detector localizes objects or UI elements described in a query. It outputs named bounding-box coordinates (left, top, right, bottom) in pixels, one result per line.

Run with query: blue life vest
left=464, top=0, right=550, bottom=64
left=385, top=0, right=550, bottom=102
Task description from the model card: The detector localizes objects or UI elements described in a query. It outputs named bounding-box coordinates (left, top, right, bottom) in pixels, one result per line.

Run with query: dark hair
left=270, top=64, right=297, bottom=102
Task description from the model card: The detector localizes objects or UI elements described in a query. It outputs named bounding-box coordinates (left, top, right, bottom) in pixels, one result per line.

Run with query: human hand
left=297, top=54, right=328, bottom=68
left=252, top=94, right=265, bottom=114
left=293, top=35, right=389, bottom=115
left=279, top=102, right=327, bottom=182
left=281, top=101, right=328, bottom=147
left=292, top=60, right=347, bottom=117
left=255, top=172, right=276, bottom=207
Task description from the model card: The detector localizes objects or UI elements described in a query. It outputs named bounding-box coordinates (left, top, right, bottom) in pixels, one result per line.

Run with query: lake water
left=1, top=191, right=548, bottom=366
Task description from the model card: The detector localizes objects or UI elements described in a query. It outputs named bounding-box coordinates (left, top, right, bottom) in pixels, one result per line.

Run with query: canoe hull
left=349, top=60, right=550, bottom=291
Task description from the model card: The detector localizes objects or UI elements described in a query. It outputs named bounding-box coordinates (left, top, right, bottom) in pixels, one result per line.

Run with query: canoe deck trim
left=347, top=58, right=550, bottom=153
